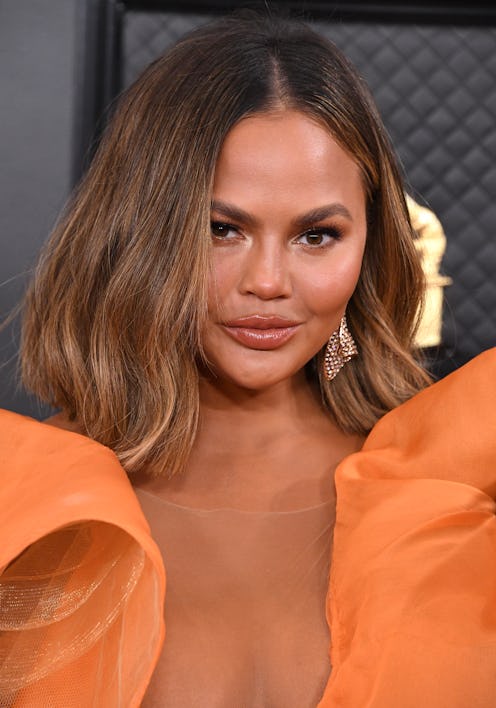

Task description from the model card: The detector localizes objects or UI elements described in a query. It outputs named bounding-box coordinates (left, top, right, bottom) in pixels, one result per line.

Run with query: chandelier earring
left=323, top=315, right=358, bottom=381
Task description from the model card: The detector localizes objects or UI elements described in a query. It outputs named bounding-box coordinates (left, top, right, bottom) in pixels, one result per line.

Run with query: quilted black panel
left=122, top=12, right=496, bottom=373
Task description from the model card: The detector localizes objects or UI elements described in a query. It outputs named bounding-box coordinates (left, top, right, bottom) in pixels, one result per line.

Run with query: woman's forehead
left=212, top=110, right=365, bottom=216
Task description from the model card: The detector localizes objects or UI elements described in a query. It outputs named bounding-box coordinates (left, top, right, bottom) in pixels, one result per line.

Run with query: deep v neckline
left=134, top=487, right=336, bottom=707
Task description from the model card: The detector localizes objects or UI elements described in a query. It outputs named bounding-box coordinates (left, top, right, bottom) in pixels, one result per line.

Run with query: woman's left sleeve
left=323, top=348, right=496, bottom=708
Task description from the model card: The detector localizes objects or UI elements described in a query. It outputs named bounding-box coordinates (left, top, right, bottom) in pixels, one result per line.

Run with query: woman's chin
left=201, top=362, right=308, bottom=394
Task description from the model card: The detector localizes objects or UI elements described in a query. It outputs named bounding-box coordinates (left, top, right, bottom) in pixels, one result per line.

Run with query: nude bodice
left=135, top=488, right=334, bottom=707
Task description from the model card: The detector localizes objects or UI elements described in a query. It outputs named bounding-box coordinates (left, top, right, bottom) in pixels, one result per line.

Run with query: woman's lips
left=220, top=316, right=301, bottom=350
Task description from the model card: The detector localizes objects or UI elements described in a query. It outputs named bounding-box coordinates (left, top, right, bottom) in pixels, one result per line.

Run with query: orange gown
left=1, top=347, right=495, bottom=707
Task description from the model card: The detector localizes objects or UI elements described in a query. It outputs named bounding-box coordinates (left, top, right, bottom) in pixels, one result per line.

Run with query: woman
left=1, top=11, right=495, bottom=707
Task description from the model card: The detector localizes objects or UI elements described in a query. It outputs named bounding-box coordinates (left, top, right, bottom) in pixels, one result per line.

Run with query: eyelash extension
left=210, top=221, right=344, bottom=244
left=210, top=221, right=239, bottom=237
left=298, top=225, right=344, bottom=245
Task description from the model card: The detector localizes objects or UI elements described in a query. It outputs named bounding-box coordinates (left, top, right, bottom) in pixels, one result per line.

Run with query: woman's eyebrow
left=211, top=200, right=258, bottom=228
left=293, top=204, right=353, bottom=228
left=210, top=200, right=353, bottom=228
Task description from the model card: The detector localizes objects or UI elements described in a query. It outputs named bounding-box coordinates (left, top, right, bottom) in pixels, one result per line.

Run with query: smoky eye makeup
left=209, top=213, right=346, bottom=247
left=210, top=221, right=241, bottom=239
left=295, top=225, right=344, bottom=247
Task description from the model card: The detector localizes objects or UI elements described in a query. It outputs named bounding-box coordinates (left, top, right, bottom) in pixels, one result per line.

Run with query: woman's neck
left=136, top=372, right=363, bottom=512
left=196, top=370, right=331, bottom=454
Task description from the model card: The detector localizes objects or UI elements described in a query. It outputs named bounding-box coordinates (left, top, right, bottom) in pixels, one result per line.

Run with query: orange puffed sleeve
left=319, top=348, right=496, bottom=707
left=0, top=411, right=165, bottom=707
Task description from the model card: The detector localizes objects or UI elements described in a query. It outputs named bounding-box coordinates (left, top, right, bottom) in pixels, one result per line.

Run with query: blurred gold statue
left=406, top=194, right=452, bottom=348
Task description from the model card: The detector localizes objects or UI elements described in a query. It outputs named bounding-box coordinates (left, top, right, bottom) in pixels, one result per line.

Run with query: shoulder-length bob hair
left=21, top=11, right=430, bottom=477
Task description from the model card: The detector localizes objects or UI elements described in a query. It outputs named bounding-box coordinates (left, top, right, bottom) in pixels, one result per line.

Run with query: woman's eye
left=296, top=227, right=342, bottom=247
left=211, top=222, right=238, bottom=239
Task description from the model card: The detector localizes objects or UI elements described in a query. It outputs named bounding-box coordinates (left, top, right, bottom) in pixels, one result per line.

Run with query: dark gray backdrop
left=0, top=0, right=83, bottom=417
left=1, top=0, right=495, bottom=418
left=120, top=8, right=496, bottom=378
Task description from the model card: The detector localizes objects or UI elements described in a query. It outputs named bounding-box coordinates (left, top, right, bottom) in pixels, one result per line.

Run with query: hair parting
left=21, top=11, right=430, bottom=477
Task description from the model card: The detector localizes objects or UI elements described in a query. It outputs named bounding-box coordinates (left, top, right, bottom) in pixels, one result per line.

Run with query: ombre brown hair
left=21, top=11, right=430, bottom=477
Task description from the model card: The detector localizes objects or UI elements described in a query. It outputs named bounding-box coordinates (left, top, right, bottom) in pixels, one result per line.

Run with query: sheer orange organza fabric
left=134, top=492, right=334, bottom=707
left=0, top=415, right=164, bottom=707
left=1, top=348, right=496, bottom=707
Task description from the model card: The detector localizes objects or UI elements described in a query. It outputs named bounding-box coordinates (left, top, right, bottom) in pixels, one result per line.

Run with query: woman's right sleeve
left=0, top=410, right=166, bottom=707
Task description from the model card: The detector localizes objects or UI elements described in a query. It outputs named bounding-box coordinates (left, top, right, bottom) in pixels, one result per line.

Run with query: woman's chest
left=135, top=489, right=335, bottom=707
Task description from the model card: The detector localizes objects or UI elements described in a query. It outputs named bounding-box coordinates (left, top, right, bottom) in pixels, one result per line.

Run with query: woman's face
left=203, top=109, right=367, bottom=391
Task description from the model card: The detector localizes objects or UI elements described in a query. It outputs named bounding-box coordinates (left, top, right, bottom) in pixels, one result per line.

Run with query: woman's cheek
left=298, top=257, right=362, bottom=315
left=207, top=255, right=238, bottom=315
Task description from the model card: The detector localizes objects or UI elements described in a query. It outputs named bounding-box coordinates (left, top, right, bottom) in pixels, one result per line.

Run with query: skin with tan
left=135, top=110, right=368, bottom=706
left=134, top=109, right=367, bottom=510
left=48, top=109, right=367, bottom=508
left=45, top=109, right=368, bottom=706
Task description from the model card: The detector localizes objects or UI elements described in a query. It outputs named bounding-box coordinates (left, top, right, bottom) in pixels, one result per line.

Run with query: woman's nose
left=238, top=240, right=292, bottom=300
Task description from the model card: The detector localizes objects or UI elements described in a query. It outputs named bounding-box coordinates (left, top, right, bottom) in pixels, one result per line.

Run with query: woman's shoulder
left=0, top=407, right=154, bottom=566
left=0, top=409, right=113, bottom=464
left=365, top=347, right=495, bottom=474
left=333, top=346, right=496, bottom=561
left=336, top=347, right=496, bottom=498
left=328, top=348, right=496, bottom=706
left=386, top=344, right=496, bottom=425
left=0, top=407, right=165, bottom=705
left=384, top=345, right=496, bottom=427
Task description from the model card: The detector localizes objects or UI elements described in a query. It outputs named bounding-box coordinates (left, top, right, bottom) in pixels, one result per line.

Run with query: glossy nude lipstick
left=220, top=315, right=301, bottom=350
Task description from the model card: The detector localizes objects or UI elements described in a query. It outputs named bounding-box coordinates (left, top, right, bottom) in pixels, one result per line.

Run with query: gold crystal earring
left=324, top=315, right=358, bottom=381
